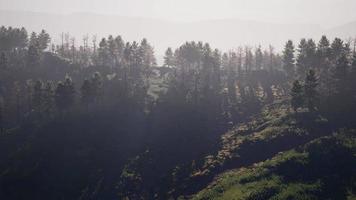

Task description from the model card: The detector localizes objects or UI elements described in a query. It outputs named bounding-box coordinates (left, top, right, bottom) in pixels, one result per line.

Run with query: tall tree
left=316, top=36, right=332, bottom=96
left=27, top=44, right=40, bottom=68
left=0, top=52, right=8, bottom=69
left=255, top=45, right=263, bottom=70
left=164, top=47, right=174, bottom=68
left=55, top=76, right=76, bottom=112
left=37, top=30, right=51, bottom=51
left=282, top=40, right=295, bottom=79
left=304, top=70, right=318, bottom=112
left=32, top=80, right=44, bottom=117
left=290, top=80, right=303, bottom=112
left=297, top=39, right=317, bottom=76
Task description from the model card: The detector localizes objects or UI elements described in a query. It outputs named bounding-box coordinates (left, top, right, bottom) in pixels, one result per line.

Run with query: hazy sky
left=1, top=0, right=356, bottom=27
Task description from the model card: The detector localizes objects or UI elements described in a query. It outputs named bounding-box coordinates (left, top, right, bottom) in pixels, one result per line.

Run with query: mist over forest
left=1, top=9, right=356, bottom=58
left=0, top=1, right=356, bottom=199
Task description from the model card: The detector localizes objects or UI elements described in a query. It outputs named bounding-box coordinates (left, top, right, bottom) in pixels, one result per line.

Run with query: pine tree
left=255, top=45, right=263, bottom=70
left=27, top=44, right=40, bottom=68
left=317, top=36, right=330, bottom=60
left=317, top=36, right=332, bottom=97
left=330, top=38, right=345, bottom=63
left=282, top=40, right=295, bottom=79
left=91, top=72, right=103, bottom=104
left=290, top=80, right=303, bottom=112
left=55, top=76, right=75, bottom=112
left=98, top=38, right=109, bottom=66
left=0, top=52, right=8, bottom=69
left=164, top=47, right=174, bottom=68
left=29, top=32, right=38, bottom=47
left=227, top=52, right=237, bottom=104
left=296, top=39, right=317, bottom=79
left=331, top=54, right=349, bottom=96
left=32, top=80, right=44, bottom=116
left=80, top=79, right=92, bottom=107
left=42, top=81, right=54, bottom=118
left=304, top=70, right=318, bottom=112
left=37, top=30, right=50, bottom=51
left=350, top=53, right=356, bottom=108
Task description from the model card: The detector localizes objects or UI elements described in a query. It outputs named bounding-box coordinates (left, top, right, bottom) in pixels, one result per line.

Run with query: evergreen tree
left=55, top=76, right=75, bottom=112
left=0, top=52, right=8, bottom=69
left=98, top=38, right=109, bottom=66
left=331, top=54, right=349, bottom=96
left=27, top=44, right=40, bottom=68
left=255, top=45, right=263, bottom=70
left=91, top=72, right=103, bottom=104
left=32, top=80, right=44, bottom=116
left=282, top=40, right=295, bottom=79
left=164, top=47, right=174, bottom=67
left=350, top=53, right=356, bottom=109
left=316, top=36, right=332, bottom=96
left=80, top=72, right=103, bottom=108
left=29, top=32, right=38, bottom=47
left=37, top=30, right=51, bottom=51
left=227, top=52, right=237, bottom=104
left=330, top=38, right=345, bottom=63
left=42, top=81, right=54, bottom=118
left=244, top=47, right=253, bottom=72
left=296, top=39, right=316, bottom=79
left=80, top=79, right=93, bottom=108
left=114, top=35, right=125, bottom=64
left=290, top=80, right=303, bottom=112
left=304, top=70, right=318, bottom=112
left=317, top=36, right=330, bottom=60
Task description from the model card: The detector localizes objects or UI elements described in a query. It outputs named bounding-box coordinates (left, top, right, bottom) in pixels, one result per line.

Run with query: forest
left=0, top=25, right=355, bottom=199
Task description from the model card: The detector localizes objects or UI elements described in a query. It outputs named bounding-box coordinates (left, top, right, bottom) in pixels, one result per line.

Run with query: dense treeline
left=0, top=25, right=356, bottom=199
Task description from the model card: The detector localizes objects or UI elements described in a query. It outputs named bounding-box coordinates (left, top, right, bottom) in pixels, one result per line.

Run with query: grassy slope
left=175, top=102, right=332, bottom=197
left=192, top=130, right=356, bottom=200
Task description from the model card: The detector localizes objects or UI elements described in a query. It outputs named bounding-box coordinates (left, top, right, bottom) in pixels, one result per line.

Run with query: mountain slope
left=168, top=101, right=335, bottom=198
left=192, top=130, right=356, bottom=200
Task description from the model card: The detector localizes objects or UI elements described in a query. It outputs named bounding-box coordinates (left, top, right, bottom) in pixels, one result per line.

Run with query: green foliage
left=282, top=40, right=295, bottom=79
left=1, top=27, right=356, bottom=200
left=304, top=70, right=318, bottom=112
left=55, top=76, right=76, bottom=111
left=193, top=131, right=356, bottom=200
left=290, top=80, right=303, bottom=112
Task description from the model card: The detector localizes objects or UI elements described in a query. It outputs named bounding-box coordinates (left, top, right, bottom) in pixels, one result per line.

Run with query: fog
left=1, top=0, right=356, bottom=63
left=1, top=0, right=356, bottom=27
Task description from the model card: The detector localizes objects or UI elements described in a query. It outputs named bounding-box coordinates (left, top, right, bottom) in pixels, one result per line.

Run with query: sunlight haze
left=1, top=0, right=356, bottom=27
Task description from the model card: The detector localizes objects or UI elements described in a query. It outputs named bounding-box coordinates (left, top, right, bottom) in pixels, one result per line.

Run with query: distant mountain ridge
left=0, top=10, right=355, bottom=56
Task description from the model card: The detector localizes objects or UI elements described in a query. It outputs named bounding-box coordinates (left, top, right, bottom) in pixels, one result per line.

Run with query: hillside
left=1, top=24, right=356, bottom=199
left=192, top=130, right=356, bottom=200
left=163, top=100, right=336, bottom=197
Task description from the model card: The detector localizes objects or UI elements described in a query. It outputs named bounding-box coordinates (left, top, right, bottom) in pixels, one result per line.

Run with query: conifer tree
left=282, top=40, right=295, bottom=79
left=296, top=39, right=317, bottom=79
left=350, top=53, right=356, bottom=108
left=37, top=30, right=50, bottom=51
left=27, top=44, right=40, bottom=68
left=290, top=80, right=303, bottom=112
left=42, top=81, right=54, bottom=118
left=330, top=38, right=345, bottom=63
left=98, top=38, right=109, bottom=66
left=55, top=76, right=75, bottom=112
left=304, top=70, right=318, bottom=112
left=0, top=52, right=8, bottom=69
left=164, top=47, right=174, bottom=68
left=332, top=54, right=349, bottom=96
left=316, top=36, right=332, bottom=96
left=32, top=80, right=44, bottom=116
left=255, top=45, right=263, bottom=70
